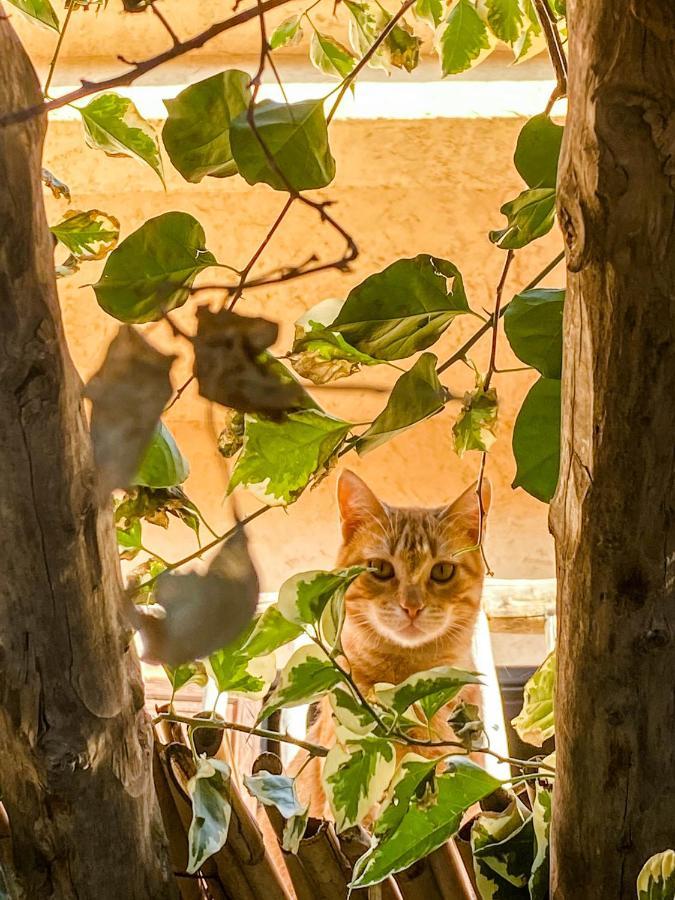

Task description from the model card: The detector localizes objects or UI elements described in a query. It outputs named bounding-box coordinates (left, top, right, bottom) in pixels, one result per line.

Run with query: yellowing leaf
left=511, top=650, right=555, bottom=746
left=323, top=736, right=396, bottom=832
left=452, top=386, right=498, bottom=456
left=50, top=209, right=120, bottom=261
left=269, top=14, right=304, bottom=49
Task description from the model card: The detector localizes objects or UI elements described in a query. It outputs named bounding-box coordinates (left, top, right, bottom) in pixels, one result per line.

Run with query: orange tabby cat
left=292, top=469, right=490, bottom=817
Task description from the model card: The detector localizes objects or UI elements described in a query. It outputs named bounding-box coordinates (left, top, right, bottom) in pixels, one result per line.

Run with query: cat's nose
left=400, top=587, right=423, bottom=619
left=403, top=606, right=420, bottom=621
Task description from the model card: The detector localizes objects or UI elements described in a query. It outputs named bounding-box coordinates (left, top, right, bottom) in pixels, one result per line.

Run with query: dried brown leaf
left=133, top=528, right=258, bottom=667
left=193, top=308, right=303, bottom=417
left=85, top=326, right=175, bottom=495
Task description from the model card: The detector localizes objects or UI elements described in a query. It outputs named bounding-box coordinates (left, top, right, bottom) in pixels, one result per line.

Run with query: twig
left=483, top=249, right=515, bottom=392
left=0, top=0, right=299, bottom=127
left=154, top=713, right=329, bottom=757
left=151, top=3, right=181, bottom=45
left=228, top=196, right=295, bottom=311
left=43, top=0, right=76, bottom=97
left=164, top=374, right=195, bottom=412
left=437, top=250, right=564, bottom=375
left=132, top=506, right=268, bottom=596
left=532, top=0, right=567, bottom=111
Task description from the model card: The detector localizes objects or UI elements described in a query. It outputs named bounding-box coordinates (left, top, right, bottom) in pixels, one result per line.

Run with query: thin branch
left=533, top=0, right=567, bottom=110
left=0, top=0, right=298, bottom=127
left=483, top=249, right=515, bottom=392
left=151, top=3, right=181, bottom=46
left=132, top=506, right=268, bottom=596
left=437, top=250, right=565, bottom=375
left=43, top=0, right=76, bottom=97
left=228, top=196, right=295, bottom=311
left=154, top=713, right=329, bottom=757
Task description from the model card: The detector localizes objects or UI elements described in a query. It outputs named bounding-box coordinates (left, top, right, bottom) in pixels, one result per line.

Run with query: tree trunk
left=0, top=14, right=177, bottom=900
left=551, top=1, right=675, bottom=897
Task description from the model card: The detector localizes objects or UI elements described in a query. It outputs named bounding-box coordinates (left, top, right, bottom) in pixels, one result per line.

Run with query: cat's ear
left=337, top=470, right=385, bottom=542
left=443, top=479, right=492, bottom=544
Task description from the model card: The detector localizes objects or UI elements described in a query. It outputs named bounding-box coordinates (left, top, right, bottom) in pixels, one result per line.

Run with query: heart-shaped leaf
left=162, top=71, right=251, bottom=183
left=504, top=288, right=565, bottom=378
left=230, top=99, right=336, bottom=192
left=331, top=255, right=470, bottom=360
left=93, top=211, right=218, bottom=323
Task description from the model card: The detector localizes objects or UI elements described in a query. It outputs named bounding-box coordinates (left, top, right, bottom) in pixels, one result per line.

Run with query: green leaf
left=240, top=605, right=304, bottom=658
left=435, top=0, right=492, bottom=77
left=329, top=686, right=379, bottom=735
left=356, top=353, right=446, bottom=455
left=164, top=660, right=209, bottom=694
left=269, top=14, right=304, bottom=49
left=489, top=188, right=557, bottom=250
left=134, top=421, right=190, bottom=489
left=310, top=30, right=357, bottom=79
left=484, top=0, right=523, bottom=44
left=324, top=736, right=396, bottom=831
left=282, top=807, right=310, bottom=854
left=187, top=758, right=232, bottom=874
left=512, top=377, right=561, bottom=502
left=260, top=645, right=343, bottom=718
left=207, top=623, right=276, bottom=699
left=277, top=567, right=364, bottom=626
left=504, top=288, right=564, bottom=379
left=6, top=0, right=59, bottom=31
left=332, top=255, right=470, bottom=360
left=162, top=70, right=251, bottom=183
left=514, top=114, right=564, bottom=189
left=529, top=782, right=552, bottom=900
left=375, top=665, right=481, bottom=715
left=93, top=211, right=218, bottom=324
left=453, top=386, right=499, bottom=456
left=228, top=409, right=351, bottom=506
left=414, top=0, right=444, bottom=28
left=79, top=93, right=164, bottom=184
left=244, top=772, right=307, bottom=819
left=637, top=850, right=675, bottom=900
left=230, top=99, right=336, bottom=192
left=471, top=797, right=534, bottom=898
left=116, top=518, right=142, bottom=559
left=373, top=754, right=440, bottom=837
left=50, top=209, right=120, bottom=261
left=352, top=758, right=501, bottom=887
left=511, top=650, right=555, bottom=746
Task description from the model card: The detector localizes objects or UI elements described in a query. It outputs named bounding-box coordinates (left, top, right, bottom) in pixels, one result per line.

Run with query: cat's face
left=336, top=471, right=490, bottom=649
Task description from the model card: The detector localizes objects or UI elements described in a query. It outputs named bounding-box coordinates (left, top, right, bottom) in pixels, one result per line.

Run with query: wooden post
left=551, top=0, right=675, bottom=896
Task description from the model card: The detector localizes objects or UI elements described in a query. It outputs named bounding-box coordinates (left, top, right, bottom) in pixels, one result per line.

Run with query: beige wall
left=16, top=3, right=563, bottom=589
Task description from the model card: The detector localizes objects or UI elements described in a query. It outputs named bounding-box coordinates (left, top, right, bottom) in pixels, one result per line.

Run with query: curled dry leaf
left=41, top=168, right=71, bottom=201
left=132, top=528, right=259, bottom=667
left=84, top=326, right=175, bottom=496
left=193, top=307, right=304, bottom=417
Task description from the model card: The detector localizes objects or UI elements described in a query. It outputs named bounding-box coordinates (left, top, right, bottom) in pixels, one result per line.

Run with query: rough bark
left=550, top=1, right=675, bottom=897
left=0, top=14, right=176, bottom=900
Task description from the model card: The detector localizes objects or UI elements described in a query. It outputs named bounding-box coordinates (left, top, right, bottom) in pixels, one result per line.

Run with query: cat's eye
left=430, top=562, right=455, bottom=583
left=368, top=559, right=395, bottom=580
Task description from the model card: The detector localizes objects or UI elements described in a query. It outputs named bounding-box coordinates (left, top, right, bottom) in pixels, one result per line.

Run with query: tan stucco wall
left=14, top=2, right=563, bottom=589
